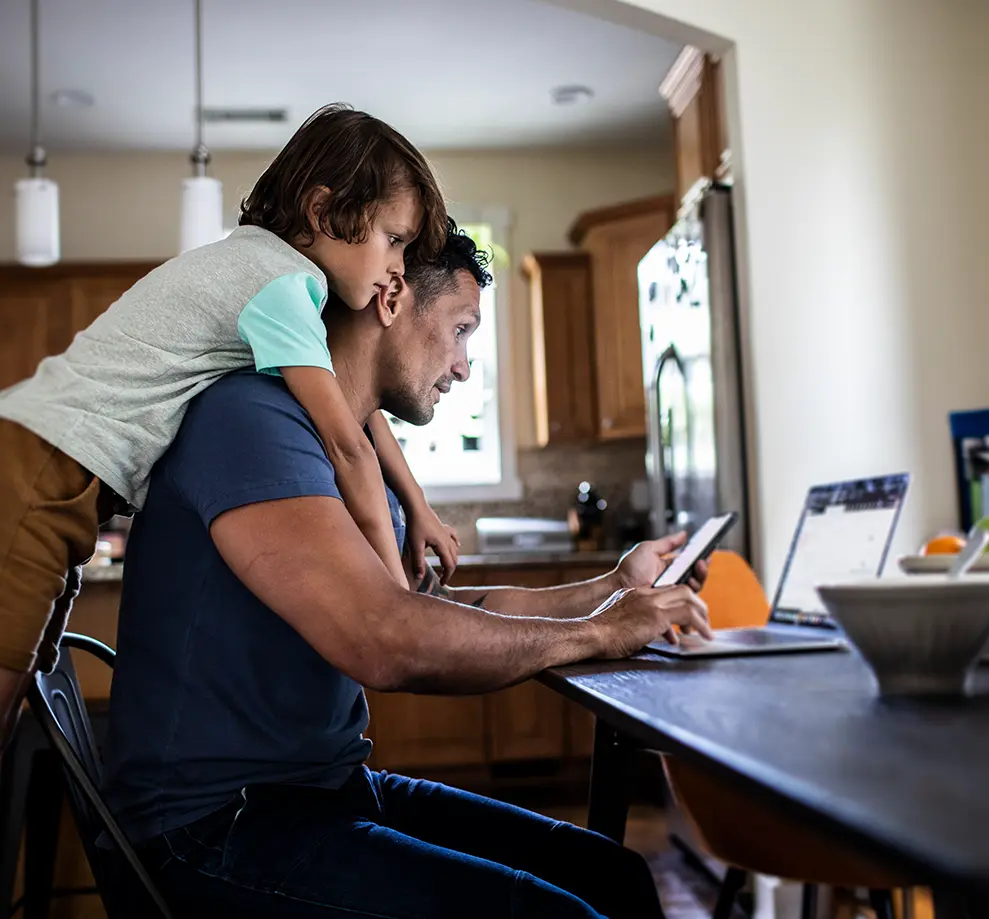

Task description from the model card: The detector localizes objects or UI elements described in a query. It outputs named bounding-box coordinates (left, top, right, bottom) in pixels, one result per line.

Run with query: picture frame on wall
left=949, top=409, right=989, bottom=531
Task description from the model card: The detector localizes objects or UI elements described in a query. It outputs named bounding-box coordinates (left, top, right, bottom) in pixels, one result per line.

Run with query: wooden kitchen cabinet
left=569, top=196, right=676, bottom=441
left=0, top=263, right=158, bottom=389
left=522, top=252, right=597, bottom=446
left=365, top=691, right=487, bottom=771
left=659, top=47, right=730, bottom=206
left=483, top=567, right=568, bottom=763
left=0, top=276, right=64, bottom=391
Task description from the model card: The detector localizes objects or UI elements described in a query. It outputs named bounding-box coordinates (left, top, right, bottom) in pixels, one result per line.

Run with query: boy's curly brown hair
left=239, top=103, right=446, bottom=263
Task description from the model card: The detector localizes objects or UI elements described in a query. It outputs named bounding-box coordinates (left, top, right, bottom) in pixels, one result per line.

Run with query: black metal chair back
left=27, top=632, right=174, bottom=919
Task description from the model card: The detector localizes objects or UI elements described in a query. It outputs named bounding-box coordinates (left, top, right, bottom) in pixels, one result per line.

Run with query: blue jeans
left=114, top=766, right=662, bottom=918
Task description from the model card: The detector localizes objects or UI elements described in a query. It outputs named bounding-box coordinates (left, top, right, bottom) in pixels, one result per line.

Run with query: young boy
left=0, top=104, right=459, bottom=752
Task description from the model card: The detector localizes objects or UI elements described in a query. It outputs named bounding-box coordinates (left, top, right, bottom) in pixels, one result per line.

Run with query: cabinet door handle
left=549, top=421, right=562, bottom=434
left=601, top=417, right=613, bottom=430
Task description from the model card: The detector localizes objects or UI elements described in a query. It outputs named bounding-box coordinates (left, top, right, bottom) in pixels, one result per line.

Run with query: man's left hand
left=613, top=532, right=708, bottom=594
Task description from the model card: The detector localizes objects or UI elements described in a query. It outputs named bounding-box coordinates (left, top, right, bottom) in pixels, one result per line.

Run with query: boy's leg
left=370, top=769, right=663, bottom=919
left=0, top=420, right=102, bottom=752
left=133, top=781, right=606, bottom=919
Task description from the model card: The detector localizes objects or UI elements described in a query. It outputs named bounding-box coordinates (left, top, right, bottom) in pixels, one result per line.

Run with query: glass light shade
left=15, top=176, right=60, bottom=267
left=179, top=175, right=224, bottom=253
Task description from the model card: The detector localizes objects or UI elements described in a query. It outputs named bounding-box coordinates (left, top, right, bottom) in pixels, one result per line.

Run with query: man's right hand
left=590, top=585, right=713, bottom=660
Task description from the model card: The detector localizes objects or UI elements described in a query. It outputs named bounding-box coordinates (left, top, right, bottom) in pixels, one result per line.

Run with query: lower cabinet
left=366, top=562, right=611, bottom=773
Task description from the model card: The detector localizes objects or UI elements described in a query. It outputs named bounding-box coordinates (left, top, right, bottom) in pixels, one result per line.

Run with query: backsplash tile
left=435, top=439, right=647, bottom=553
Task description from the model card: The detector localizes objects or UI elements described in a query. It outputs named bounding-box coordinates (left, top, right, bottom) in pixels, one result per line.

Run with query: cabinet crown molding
left=658, top=45, right=707, bottom=118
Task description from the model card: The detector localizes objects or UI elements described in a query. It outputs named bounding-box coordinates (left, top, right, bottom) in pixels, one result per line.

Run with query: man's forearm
left=380, top=591, right=603, bottom=694
left=421, top=564, right=622, bottom=620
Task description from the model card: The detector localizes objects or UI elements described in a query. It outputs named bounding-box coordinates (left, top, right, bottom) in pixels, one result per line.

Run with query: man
left=101, top=224, right=711, bottom=918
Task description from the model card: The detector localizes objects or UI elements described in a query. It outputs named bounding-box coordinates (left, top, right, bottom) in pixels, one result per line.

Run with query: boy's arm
left=368, top=410, right=425, bottom=512
left=369, top=411, right=460, bottom=582
left=282, top=366, right=408, bottom=589
left=235, top=273, right=408, bottom=589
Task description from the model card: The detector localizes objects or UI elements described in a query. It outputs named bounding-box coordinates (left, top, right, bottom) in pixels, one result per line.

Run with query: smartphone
left=653, top=512, right=739, bottom=587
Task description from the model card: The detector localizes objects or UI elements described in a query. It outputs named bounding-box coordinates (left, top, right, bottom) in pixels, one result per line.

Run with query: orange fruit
left=922, top=534, right=966, bottom=555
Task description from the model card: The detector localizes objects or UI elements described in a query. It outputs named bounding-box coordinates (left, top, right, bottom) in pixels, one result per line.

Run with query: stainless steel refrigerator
left=637, top=184, right=750, bottom=558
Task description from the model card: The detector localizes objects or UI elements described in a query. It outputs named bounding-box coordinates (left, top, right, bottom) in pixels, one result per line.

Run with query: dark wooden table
left=539, top=650, right=989, bottom=918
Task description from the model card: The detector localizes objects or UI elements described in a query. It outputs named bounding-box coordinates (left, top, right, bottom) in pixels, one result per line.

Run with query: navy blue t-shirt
left=102, top=371, right=402, bottom=844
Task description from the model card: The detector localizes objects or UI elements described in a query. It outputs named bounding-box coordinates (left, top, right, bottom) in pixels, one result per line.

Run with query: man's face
left=381, top=270, right=481, bottom=425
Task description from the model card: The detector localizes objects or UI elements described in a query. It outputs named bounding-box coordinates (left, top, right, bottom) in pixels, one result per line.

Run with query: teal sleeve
left=237, top=272, right=333, bottom=375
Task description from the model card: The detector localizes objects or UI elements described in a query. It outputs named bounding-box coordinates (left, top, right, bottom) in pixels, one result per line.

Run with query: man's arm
left=210, top=495, right=710, bottom=696
left=409, top=531, right=703, bottom=621
left=412, top=561, right=619, bottom=620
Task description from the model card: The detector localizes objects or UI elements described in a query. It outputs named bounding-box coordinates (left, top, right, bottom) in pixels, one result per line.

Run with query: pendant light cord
left=27, top=0, right=46, bottom=174
left=190, top=0, right=209, bottom=175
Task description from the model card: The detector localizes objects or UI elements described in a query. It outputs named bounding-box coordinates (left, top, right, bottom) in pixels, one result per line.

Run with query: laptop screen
left=770, top=474, right=910, bottom=628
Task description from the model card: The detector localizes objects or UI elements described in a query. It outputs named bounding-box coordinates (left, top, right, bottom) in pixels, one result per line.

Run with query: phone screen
left=653, top=513, right=738, bottom=587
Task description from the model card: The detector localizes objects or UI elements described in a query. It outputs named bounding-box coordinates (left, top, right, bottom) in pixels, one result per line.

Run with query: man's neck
left=325, top=328, right=381, bottom=427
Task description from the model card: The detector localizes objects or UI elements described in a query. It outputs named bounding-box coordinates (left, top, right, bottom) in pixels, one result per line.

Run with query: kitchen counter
left=80, top=551, right=623, bottom=584
left=453, top=551, right=622, bottom=568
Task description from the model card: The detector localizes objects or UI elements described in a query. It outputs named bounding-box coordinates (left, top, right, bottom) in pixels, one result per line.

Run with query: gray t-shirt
left=0, top=227, right=331, bottom=508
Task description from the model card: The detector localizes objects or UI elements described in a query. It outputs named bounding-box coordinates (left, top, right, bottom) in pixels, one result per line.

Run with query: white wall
left=0, top=145, right=675, bottom=454
left=553, top=0, right=989, bottom=584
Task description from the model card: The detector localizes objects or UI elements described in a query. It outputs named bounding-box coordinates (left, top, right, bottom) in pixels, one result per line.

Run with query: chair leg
left=712, top=867, right=747, bottom=919
left=801, top=883, right=819, bottom=919
left=1, top=718, right=45, bottom=919
left=868, top=889, right=895, bottom=919
left=24, top=750, right=63, bottom=919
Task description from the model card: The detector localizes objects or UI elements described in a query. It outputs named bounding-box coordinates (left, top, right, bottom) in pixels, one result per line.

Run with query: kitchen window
left=384, top=208, right=521, bottom=502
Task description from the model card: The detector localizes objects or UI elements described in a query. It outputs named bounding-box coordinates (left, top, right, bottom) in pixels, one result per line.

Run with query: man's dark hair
left=405, top=218, right=493, bottom=311
left=239, top=103, right=447, bottom=262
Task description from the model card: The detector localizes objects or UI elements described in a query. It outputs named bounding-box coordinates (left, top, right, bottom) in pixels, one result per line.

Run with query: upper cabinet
left=523, top=197, right=675, bottom=446
left=0, top=264, right=158, bottom=391
left=659, top=47, right=730, bottom=207
left=523, top=252, right=597, bottom=446
left=570, top=197, right=675, bottom=441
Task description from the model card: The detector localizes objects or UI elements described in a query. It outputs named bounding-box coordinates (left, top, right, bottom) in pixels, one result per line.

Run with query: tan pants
left=0, top=419, right=117, bottom=674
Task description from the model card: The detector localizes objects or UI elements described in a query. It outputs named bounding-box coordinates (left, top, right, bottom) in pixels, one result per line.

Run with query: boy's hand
left=407, top=503, right=460, bottom=584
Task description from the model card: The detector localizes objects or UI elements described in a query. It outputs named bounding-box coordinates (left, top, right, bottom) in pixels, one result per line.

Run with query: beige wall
left=0, top=145, right=675, bottom=454
left=554, top=0, right=989, bottom=583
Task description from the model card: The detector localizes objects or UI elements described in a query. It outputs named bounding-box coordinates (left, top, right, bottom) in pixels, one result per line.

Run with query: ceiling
left=0, top=0, right=682, bottom=153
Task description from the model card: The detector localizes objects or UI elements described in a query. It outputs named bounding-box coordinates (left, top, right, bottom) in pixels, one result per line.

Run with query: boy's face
left=307, top=189, right=423, bottom=311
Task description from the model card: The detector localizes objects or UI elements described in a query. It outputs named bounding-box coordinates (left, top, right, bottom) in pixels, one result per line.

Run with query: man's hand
left=613, top=532, right=709, bottom=594
left=590, top=585, right=712, bottom=659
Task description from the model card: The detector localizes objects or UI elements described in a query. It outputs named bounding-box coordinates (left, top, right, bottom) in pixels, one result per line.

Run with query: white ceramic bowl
left=816, top=575, right=989, bottom=697
left=898, top=554, right=989, bottom=575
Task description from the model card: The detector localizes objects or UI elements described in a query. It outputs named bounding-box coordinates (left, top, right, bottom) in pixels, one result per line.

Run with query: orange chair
left=696, top=549, right=770, bottom=631
left=665, top=551, right=910, bottom=919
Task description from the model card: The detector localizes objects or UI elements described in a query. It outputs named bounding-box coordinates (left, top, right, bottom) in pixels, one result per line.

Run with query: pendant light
left=178, top=0, right=223, bottom=253
left=15, top=0, right=60, bottom=267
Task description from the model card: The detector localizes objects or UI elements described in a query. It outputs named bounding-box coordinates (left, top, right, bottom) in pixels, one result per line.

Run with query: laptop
left=648, top=473, right=911, bottom=658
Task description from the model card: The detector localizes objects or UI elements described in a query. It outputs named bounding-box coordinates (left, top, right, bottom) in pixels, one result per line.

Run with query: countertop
left=81, top=550, right=623, bottom=584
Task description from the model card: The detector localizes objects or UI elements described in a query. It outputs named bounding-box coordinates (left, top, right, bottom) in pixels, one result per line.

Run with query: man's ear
left=303, top=185, right=332, bottom=236
left=374, top=277, right=410, bottom=328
